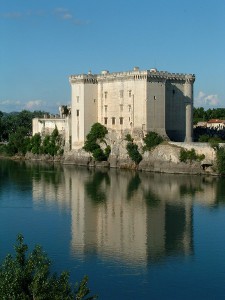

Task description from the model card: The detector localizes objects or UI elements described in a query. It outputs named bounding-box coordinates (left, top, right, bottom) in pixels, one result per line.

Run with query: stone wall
left=63, top=132, right=217, bottom=175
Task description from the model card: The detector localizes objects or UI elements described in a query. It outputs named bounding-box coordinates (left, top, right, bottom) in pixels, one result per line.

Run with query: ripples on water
left=1, top=159, right=225, bottom=299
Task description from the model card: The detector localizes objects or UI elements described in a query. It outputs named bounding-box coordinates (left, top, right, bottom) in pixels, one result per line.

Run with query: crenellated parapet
left=69, top=67, right=195, bottom=84
left=69, top=73, right=98, bottom=84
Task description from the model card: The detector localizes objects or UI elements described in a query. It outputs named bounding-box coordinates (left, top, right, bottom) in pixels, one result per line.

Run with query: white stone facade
left=69, top=67, right=195, bottom=149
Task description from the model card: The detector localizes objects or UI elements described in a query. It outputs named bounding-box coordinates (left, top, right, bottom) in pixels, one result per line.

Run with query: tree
left=143, top=131, right=163, bottom=151
left=83, top=123, right=110, bottom=161
left=0, top=234, right=97, bottom=300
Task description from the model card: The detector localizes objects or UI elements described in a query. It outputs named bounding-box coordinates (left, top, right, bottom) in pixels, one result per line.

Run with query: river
left=0, top=159, right=225, bottom=299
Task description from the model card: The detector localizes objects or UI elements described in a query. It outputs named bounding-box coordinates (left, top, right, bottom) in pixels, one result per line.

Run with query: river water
left=1, top=159, right=225, bottom=299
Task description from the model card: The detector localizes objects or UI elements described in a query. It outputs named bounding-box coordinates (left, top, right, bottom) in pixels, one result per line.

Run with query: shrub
left=143, top=131, right=163, bottom=151
left=198, top=134, right=210, bottom=142
left=124, top=134, right=133, bottom=142
left=83, top=123, right=110, bottom=161
left=216, top=147, right=225, bottom=175
left=0, top=234, right=97, bottom=300
left=126, top=142, right=142, bottom=165
left=179, top=148, right=205, bottom=163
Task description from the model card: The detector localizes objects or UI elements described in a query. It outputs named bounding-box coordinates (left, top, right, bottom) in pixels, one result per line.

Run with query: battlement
left=69, top=67, right=195, bottom=84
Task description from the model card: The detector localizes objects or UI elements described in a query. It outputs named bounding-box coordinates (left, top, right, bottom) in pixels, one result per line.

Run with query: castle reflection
left=30, top=163, right=222, bottom=266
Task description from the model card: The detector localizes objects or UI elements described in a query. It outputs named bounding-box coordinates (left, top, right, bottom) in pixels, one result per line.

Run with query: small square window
left=104, top=105, right=107, bottom=113
left=104, top=91, right=108, bottom=99
left=119, top=117, right=123, bottom=125
left=128, top=90, right=132, bottom=97
left=112, top=117, right=116, bottom=125
left=104, top=117, right=108, bottom=125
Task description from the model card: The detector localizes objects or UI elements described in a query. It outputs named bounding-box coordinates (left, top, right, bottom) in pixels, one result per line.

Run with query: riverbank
left=63, top=142, right=216, bottom=175
left=4, top=140, right=217, bottom=175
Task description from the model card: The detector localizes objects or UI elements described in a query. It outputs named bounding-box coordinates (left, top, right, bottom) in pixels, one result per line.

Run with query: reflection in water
left=27, top=162, right=225, bottom=266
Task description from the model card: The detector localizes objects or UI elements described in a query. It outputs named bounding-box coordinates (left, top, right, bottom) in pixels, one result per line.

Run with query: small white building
left=32, top=106, right=71, bottom=150
left=206, top=119, right=225, bottom=130
left=69, top=67, right=195, bottom=149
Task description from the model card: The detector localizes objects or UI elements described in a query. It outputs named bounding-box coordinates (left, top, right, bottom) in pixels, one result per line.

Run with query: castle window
left=104, top=91, right=108, bottom=99
left=119, top=117, right=123, bottom=125
left=120, top=104, right=123, bottom=112
left=76, top=110, right=79, bottom=117
left=112, top=117, right=116, bottom=125
left=76, top=96, right=79, bottom=103
left=128, top=90, right=132, bottom=97
left=104, top=105, right=108, bottom=113
left=104, top=117, right=108, bottom=125
left=128, top=105, right=131, bottom=112
left=120, top=90, right=124, bottom=98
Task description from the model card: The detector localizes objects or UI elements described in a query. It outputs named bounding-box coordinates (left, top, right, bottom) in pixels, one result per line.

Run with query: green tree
left=83, top=123, right=110, bottom=161
left=143, top=131, right=163, bottom=151
left=0, top=234, right=97, bottom=300
left=7, top=127, right=30, bottom=155
left=27, top=133, right=42, bottom=154
left=126, top=142, right=142, bottom=165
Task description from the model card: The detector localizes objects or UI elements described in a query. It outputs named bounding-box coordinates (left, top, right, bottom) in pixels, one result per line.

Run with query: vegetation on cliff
left=179, top=148, right=205, bottom=163
left=125, top=134, right=142, bottom=165
left=143, top=131, right=164, bottom=151
left=0, top=234, right=97, bottom=300
left=83, top=123, right=111, bottom=161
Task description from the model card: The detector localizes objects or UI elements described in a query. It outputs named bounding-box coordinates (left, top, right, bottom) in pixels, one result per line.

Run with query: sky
left=0, top=0, right=225, bottom=113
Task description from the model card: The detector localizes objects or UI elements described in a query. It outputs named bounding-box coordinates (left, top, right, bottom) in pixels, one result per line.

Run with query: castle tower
left=69, top=73, right=98, bottom=149
left=184, top=75, right=195, bottom=142
left=69, top=68, right=195, bottom=149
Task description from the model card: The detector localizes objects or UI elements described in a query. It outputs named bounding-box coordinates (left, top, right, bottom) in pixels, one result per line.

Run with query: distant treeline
left=194, top=107, right=225, bottom=124
left=0, top=110, right=47, bottom=142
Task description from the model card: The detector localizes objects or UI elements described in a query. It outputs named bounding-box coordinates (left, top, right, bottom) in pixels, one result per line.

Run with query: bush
left=0, top=234, right=97, bottom=300
left=124, top=134, right=133, bottom=142
left=143, top=131, right=163, bottom=151
left=126, top=142, right=142, bottom=165
left=83, top=123, right=110, bottom=161
left=216, top=147, right=225, bottom=175
left=179, top=148, right=205, bottom=163
left=198, top=134, right=210, bottom=142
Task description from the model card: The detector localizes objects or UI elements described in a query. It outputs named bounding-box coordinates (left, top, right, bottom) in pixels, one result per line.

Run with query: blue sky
left=1, top=0, right=225, bottom=113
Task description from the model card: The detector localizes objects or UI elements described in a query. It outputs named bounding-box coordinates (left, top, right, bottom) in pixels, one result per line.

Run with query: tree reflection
left=85, top=170, right=110, bottom=204
left=126, top=172, right=141, bottom=200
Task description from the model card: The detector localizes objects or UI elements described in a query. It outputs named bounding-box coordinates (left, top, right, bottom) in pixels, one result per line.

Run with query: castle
left=33, top=67, right=195, bottom=150
left=69, top=67, right=195, bottom=149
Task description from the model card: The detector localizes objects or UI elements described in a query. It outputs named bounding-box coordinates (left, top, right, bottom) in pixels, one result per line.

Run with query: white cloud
left=0, top=99, right=59, bottom=113
left=0, top=99, right=21, bottom=105
left=53, top=7, right=88, bottom=25
left=195, top=91, right=220, bottom=107
left=24, top=100, right=46, bottom=110
left=0, top=12, right=22, bottom=19
left=1, top=8, right=86, bottom=25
